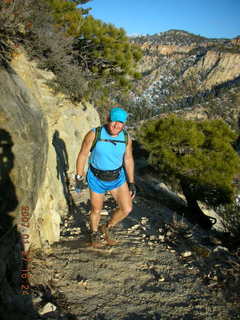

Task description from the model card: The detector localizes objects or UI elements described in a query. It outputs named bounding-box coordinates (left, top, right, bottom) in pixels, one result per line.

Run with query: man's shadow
left=0, top=128, right=37, bottom=319
left=52, top=131, right=89, bottom=235
left=52, top=130, right=74, bottom=212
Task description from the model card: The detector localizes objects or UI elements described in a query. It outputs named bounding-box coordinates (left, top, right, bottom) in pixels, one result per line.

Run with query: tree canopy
left=137, top=115, right=240, bottom=228
left=44, top=0, right=142, bottom=96
left=0, top=0, right=142, bottom=103
left=44, top=0, right=90, bottom=36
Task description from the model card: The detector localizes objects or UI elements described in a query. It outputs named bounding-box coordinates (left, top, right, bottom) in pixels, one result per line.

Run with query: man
left=75, top=107, right=136, bottom=247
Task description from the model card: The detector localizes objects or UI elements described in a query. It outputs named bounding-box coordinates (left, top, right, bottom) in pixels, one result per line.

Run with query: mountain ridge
left=131, top=29, right=239, bottom=45
left=121, top=29, right=240, bottom=129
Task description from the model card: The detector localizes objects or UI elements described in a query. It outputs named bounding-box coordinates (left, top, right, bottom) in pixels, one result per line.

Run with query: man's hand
left=75, top=175, right=84, bottom=193
left=128, top=182, right=136, bottom=199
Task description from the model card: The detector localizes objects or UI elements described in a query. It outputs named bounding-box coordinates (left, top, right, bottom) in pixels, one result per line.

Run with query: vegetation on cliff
left=0, top=0, right=142, bottom=104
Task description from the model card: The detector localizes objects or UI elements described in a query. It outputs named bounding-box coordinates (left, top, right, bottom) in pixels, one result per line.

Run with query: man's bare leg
left=100, top=183, right=132, bottom=245
left=108, top=183, right=132, bottom=227
left=89, top=191, right=105, bottom=247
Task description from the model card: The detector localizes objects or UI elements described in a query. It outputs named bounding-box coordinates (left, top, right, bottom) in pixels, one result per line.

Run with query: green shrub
left=137, top=116, right=240, bottom=229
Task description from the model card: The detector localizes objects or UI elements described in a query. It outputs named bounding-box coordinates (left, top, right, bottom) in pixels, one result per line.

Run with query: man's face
left=107, top=121, right=125, bottom=136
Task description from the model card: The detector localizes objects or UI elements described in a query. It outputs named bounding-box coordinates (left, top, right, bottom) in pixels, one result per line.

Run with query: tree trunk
left=180, top=180, right=213, bottom=230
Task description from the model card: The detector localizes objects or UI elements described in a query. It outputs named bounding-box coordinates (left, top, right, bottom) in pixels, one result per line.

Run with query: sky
left=82, top=0, right=240, bottom=39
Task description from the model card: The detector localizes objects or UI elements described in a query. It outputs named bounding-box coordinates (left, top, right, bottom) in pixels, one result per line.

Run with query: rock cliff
left=128, top=30, right=240, bottom=127
left=0, top=46, right=100, bottom=316
left=0, top=48, right=100, bottom=250
left=184, top=50, right=240, bottom=90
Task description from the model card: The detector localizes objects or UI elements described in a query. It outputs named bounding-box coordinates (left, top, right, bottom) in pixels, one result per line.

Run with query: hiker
left=75, top=107, right=136, bottom=247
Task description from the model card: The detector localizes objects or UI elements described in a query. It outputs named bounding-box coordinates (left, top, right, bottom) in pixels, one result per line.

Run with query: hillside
left=122, top=30, right=240, bottom=129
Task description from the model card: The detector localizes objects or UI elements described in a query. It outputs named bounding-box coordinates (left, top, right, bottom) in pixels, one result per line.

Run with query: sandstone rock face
left=139, top=43, right=240, bottom=92
left=184, top=50, right=240, bottom=89
left=0, top=63, right=47, bottom=223
left=0, top=61, right=48, bottom=313
left=0, top=48, right=99, bottom=315
left=1, top=48, right=100, bottom=249
left=140, top=42, right=195, bottom=55
left=131, top=33, right=240, bottom=128
left=232, top=37, right=240, bottom=46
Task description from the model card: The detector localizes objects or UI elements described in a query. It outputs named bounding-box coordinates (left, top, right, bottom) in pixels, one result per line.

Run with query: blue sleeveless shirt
left=90, top=126, right=126, bottom=170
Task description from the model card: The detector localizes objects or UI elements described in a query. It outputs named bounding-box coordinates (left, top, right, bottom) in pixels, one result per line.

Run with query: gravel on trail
left=29, top=185, right=237, bottom=320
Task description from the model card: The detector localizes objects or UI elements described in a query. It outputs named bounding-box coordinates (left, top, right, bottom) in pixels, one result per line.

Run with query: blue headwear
left=109, top=107, right=128, bottom=123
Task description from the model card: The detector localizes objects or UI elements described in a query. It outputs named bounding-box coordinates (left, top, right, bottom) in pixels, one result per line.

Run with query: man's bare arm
left=76, top=130, right=95, bottom=176
left=124, top=137, right=135, bottom=183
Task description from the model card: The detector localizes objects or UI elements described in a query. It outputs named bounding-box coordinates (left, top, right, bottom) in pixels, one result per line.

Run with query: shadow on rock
left=0, top=128, right=38, bottom=320
left=52, top=130, right=74, bottom=212
left=52, top=130, right=90, bottom=235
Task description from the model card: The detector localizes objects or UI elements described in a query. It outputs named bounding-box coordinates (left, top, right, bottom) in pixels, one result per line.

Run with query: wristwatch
left=76, top=174, right=83, bottom=181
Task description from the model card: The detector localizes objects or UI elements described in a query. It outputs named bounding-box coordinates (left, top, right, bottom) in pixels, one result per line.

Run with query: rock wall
left=183, top=50, right=240, bottom=89
left=0, top=61, right=49, bottom=317
left=1, top=48, right=100, bottom=250
left=0, top=48, right=100, bottom=316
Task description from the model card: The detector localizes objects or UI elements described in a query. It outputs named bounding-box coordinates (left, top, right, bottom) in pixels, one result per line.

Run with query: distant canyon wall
left=138, top=41, right=240, bottom=91
left=183, top=50, right=240, bottom=90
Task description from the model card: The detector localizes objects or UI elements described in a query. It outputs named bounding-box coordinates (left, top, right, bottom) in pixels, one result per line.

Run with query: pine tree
left=137, top=115, right=240, bottom=229
left=73, top=16, right=142, bottom=88
left=44, top=0, right=90, bottom=36
left=44, top=0, right=142, bottom=96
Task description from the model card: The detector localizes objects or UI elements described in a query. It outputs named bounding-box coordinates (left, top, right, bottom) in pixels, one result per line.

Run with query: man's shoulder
left=86, top=129, right=96, bottom=139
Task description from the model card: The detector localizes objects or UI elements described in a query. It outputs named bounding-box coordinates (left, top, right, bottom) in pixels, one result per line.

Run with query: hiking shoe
left=99, top=224, right=119, bottom=246
left=90, top=231, right=104, bottom=248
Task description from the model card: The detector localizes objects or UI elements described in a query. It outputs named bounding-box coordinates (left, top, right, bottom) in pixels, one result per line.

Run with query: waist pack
left=90, top=164, right=122, bottom=181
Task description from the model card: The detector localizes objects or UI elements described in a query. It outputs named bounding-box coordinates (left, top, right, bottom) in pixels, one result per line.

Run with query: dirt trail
left=30, top=186, right=235, bottom=320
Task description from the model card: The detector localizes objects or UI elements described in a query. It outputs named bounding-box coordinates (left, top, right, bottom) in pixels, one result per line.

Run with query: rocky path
left=30, top=185, right=237, bottom=320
